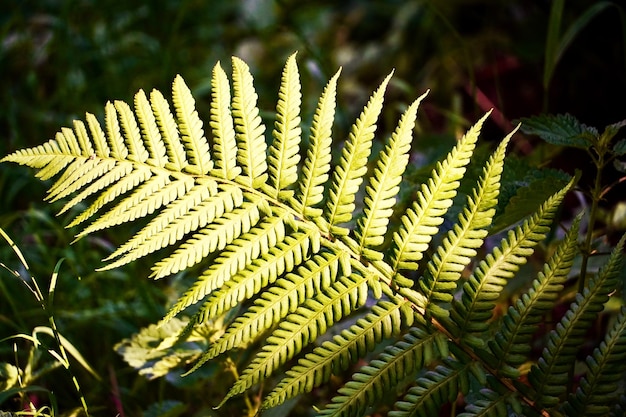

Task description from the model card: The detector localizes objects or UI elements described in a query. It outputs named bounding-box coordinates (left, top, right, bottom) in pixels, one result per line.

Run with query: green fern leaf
left=390, top=111, right=491, bottom=273
left=150, top=200, right=263, bottom=277
left=161, top=211, right=289, bottom=319
left=263, top=298, right=414, bottom=409
left=296, top=69, right=340, bottom=219
left=99, top=177, right=222, bottom=269
left=189, top=251, right=348, bottom=373
left=562, top=306, right=626, bottom=416
left=149, top=88, right=188, bottom=172
left=488, top=214, right=581, bottom=377
left=104, top=99, right=129, bottom=159
left=220, top=273, right=370, bottom=407
left=46, top=158, right=117, bottom=204
left=72, top=119, right=95, bottom=156
left=449, top=177, right=574, bottom=348
left=78, top=174, right=195, bottom=238
left=114, top=99, right=150, bottom=163
left=355, top=93, right=427, bottom=261
left=528, top=234, right=625, bottom=408
left=114, top=316, right=213, bottom=380
left=389, top=358, right=480, bottom=417
left=134, top=89, right=169, bottom=167
left=324, top=72, right=392, bottom=236
left=66, top=164, right=152, bottom=228
left=232, top=56, right=268, bottom=188
left=85, top=112, right=111, bottom=158
left=421, top=127, right=514, bottom=319
left=196, top=229, right=321, bottom=322
left=459, top=388, right=520, bottom=417
left=209, top=61, right=241, bottom=180
left=3, top=53, right=584, bottom=416
left=268, top=52, right=302, bottom=200
left=316, top=327, right=445, bottom=417
left=172, top=74, right=212, bottom=175
left=28, top=145, right=74, bottom=181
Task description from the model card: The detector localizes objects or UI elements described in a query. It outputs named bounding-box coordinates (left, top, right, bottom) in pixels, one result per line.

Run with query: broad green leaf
left=519, top=113, right=596, bottom=149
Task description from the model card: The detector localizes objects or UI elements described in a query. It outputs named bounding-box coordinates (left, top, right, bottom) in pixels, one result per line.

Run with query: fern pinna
left=4, top=53, right=626, bottom=416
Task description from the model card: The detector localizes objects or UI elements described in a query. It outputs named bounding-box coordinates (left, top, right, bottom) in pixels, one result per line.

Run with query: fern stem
left=224, top=358, right=257, bottom=416
left=573, top=147, right=606, bottom=397
left=579, top=149, right=605, bottom=292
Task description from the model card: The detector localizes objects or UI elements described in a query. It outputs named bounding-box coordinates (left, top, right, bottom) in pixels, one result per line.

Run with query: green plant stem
left=579, top=151, right=605, bottom=292
left=225, top=357, right=256, bottom=416
left=570, top=149, right=605, bottom=398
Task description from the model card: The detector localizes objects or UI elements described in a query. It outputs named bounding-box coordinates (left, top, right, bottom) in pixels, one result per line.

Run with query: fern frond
left=562, top=305, right=626, bottom=416
left=220, top=273, right=370, bottom=406
left=196, top=229, right=321, bottom=322
left=104, top=99, right=128, bottom=159
left=150, top=200, right=263, bottom=277
left=449, top=178, right=574, bottom=348
left=71, top=120, right=95, bottom=157
left=316, top=327, right=444, bottom=417
left=46, top=158, right=117, bottom=204
left=77, top=174, right=194, bottom=238
left=5, top=53, right=597, bottom=416
left=263, top=298, right=414, bottom=409
left=459, top=388, right=520, bottom=417
left=232, top=56, right=268, bottom=188
left=488, top=214, right=581, bottom=377
left=29, top=146, right=74, bottom=181
left=99, top=180, right=233, bottom=270
left=150, top=88, right=188, bottom=172
left=355, top=93, right=427, bottom=261
left=268, top=52, right=302, bottom=200
left=324, top=72, right=393, bottom=236
left=296, top=69, right=340, bottom=219
left=42, top=108, right=122, bottom=202
left=209, top=61, right=240, bottom=180
left=389, top=358, right=480, bottom=417
left=421, top=128, right=513, bottom=319
left=172, top=74, right=212, bottom=175
left=65, top=164, right=152, bottom=228
left=190, top=251, right=348, bottom=372
left=85, top=112, right=110, bottom=158
left=390, top=111, right=491, bottom=273
left=161, top=211, right=289, bottom=320
left=134, top=89, right=169, bottom=168
left=114, top=99, right=150, bottom=163
left=528, top=234, right=625, bottom=408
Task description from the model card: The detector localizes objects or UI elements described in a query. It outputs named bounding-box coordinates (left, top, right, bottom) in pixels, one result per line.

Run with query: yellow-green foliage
left=4, top=53, right=626, bottom=417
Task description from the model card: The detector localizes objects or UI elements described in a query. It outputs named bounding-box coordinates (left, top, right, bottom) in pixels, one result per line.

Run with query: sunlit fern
left=4, top=52, right=626, bottom=416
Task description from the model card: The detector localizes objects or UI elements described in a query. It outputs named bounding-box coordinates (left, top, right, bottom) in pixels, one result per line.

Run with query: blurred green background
left=1, top=0, right=625, bottom=415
